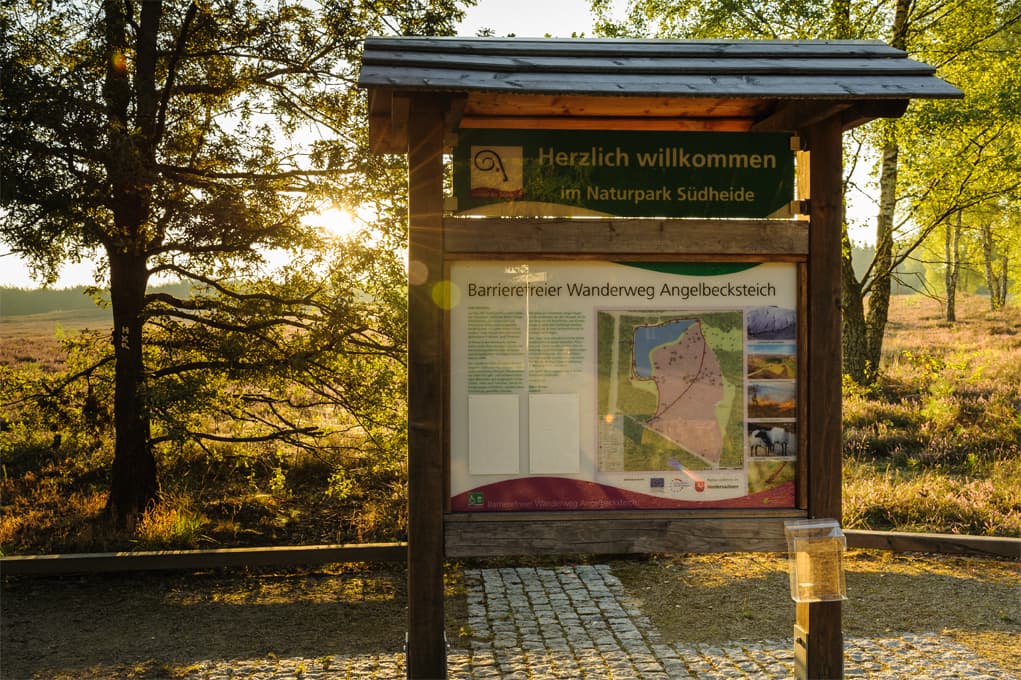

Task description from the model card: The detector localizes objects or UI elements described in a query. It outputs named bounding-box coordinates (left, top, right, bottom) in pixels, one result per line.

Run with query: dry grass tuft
left=844, top=459, right=1021, bottom=535
left=133, top=496, right=212, bottom=550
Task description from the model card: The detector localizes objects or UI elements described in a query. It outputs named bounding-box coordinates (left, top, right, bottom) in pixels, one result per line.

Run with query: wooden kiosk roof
left=360, top=37, right=962, bottom=152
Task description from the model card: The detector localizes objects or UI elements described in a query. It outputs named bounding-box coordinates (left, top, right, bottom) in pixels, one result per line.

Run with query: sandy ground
left=2, top=552, right=1018, bottom=679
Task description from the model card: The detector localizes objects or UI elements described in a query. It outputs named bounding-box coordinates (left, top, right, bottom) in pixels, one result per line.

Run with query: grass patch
left=844, top=457, right=1021, bottom=536
left=133, top=497, right=212, bottom=550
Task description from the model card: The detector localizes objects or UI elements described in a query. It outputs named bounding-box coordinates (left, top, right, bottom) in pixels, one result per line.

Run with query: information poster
left=450, top=261, right=799, bottom=512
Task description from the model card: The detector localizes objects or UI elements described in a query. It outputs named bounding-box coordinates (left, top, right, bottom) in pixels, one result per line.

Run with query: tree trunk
left=982, top=224, right=1008, bottom=311
left=830, top=0, right=853, bottom=38
left=845, top=0, right=911, bottom=385
left=945, top=210, right=963, bottom=322
left=841, top=231, right=869, bottom=382
left=862, top=125, right=898, bottom=381
left=105, top=250, right=158, bottom=525
left=101, top=0, right=162, bottom=526
left=996, top=254, right=1008, bottom=310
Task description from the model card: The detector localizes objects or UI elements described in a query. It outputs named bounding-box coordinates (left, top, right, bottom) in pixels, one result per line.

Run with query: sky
left=459, top=0, right=606, bottom=37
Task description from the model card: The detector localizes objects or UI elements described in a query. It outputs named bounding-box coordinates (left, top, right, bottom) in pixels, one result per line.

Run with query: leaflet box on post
left=784, top=519, right=847, bottom=603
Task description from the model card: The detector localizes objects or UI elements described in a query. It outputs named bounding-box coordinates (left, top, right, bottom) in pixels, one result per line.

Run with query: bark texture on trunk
left=106, top=251, right=158, bottom=525
left=841, top=0, right=912, bottom=385
left=841, top=231, right=869, bottom=382
left=100, top=0, right=162, bottom=525
left=945, top=211, right=963, bottom=322
left=982, top=224, right=1008, bottom=311
left=863, top=129, right=898, bottom=381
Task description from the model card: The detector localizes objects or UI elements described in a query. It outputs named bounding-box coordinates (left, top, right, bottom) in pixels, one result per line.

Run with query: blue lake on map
left=632, top=319, right=695, bottom=378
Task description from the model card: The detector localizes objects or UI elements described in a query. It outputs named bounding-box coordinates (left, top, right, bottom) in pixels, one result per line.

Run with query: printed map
left=597, top=310, right=745, bottom=471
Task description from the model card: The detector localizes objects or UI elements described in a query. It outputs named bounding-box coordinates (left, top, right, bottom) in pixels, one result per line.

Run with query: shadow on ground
left=1, top=565, right=430, bottom=679
left=612, top=550, right=1020, bottom=673
left=3, top=551, right=1018, bottom=679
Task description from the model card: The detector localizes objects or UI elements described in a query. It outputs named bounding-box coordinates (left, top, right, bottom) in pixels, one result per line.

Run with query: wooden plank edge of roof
left=360, top=40, right=913, bottom=64
left=362, top=36, right=898, bottom=52
left=358, top=75, right=964, bottom=100
left=360, top=54, right=938, bottom=77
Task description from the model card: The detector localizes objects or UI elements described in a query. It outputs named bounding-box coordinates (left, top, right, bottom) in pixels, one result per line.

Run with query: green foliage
left=1, top=0, right=470, bottom=520
left=895, top=1, right=1021, bottom=307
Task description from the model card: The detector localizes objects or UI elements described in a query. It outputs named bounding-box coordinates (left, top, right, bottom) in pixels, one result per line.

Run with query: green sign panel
left=453, top=129, right=795, bottom=219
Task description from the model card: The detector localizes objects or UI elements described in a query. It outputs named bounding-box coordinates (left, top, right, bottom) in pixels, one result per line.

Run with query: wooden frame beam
left=445, top=512, right=805, bottom=557
left=459, top=116, right=755, bottom=132
left=841, top=100, right=910, bottom=131
left=444, top=217, right=808, bottom=256
left=406, top=95, right=448, bottom=680
left=796, top=113, right=845, bottom=680
left=751, top=101, right=853, bottom=132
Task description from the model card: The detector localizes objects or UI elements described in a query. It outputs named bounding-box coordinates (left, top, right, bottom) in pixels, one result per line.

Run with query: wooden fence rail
left=1, top=531, right=1016, bottom=577
left=0, top=542, right=406, bottom=576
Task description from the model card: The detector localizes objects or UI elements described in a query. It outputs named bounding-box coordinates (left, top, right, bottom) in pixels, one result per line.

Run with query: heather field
left=1, top=293, right=1019, bottom=555
left=842, top=294, right=1021, bottom=537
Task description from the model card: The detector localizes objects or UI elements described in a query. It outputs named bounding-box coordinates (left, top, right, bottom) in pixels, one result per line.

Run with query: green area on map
left=597, top=310, right=745, bottom=471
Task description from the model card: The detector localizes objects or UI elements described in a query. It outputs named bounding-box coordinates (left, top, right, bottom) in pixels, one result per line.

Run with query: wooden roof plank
left=462, top=94, right=774, bottom=118
left=363, top=37, right=904, bottom=59
left=362, top=54, right=936, bottom=76
left=360, top=66, right=963, bottom=99
left=459, top=116, right=755, bottom=132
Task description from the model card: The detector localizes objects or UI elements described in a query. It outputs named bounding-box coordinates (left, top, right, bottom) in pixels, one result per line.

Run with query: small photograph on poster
left=748, top=380, right=796, bottom=419
left=747, top=306, right=796, bottom=341
left=747, top=341, right=797, bottom=380
left=747, top=458, right=796, bottom=494
left=747, top=421, right=797, bottom=458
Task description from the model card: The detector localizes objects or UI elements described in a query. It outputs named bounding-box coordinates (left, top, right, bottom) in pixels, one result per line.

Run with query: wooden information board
left=359, top=36, right=961, bottom=680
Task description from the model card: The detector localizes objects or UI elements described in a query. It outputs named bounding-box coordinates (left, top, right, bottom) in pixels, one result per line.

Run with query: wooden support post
left=798, top=115, right=845, bottom=679
left=406, top=95, right=448, bottom=680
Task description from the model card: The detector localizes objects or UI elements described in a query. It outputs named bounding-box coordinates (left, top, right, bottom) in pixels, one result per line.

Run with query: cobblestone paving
left=184, top=564, right=1017, bottom=679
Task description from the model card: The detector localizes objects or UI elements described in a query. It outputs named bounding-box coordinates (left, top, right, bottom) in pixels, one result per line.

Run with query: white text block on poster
left=468, top=394, right=520, bottom=475
left=529, top=393, right=580, bottom=474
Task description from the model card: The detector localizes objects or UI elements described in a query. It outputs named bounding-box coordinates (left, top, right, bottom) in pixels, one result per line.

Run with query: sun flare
left=302, top=206, right=361, bottom=239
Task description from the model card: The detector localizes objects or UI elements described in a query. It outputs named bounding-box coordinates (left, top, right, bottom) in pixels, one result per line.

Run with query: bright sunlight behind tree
left=0, top=0, right=469, bottom=524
